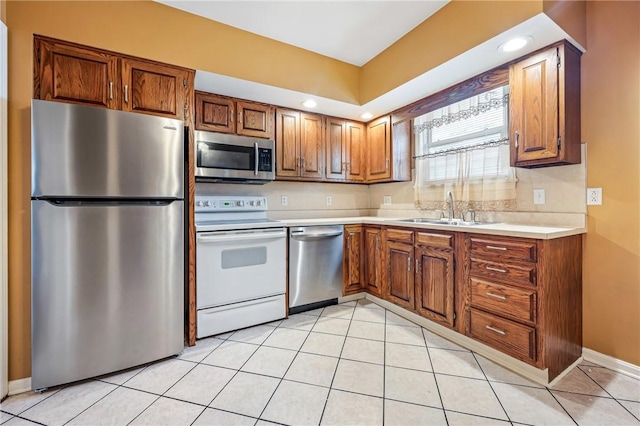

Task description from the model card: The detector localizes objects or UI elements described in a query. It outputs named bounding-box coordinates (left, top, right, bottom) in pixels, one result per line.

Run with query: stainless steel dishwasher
left=289, top=225, right=344, bottom=314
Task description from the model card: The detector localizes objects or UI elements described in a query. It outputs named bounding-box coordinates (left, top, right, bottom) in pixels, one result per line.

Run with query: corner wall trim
left=582, top=348, right=640, bottom=380
left=8, top=378, right=31, bottom=396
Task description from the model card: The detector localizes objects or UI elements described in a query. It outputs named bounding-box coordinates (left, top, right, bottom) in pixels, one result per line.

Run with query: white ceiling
left=156, top=0, right=449, bottom=66
left=155, top=1, right=583, bottom=121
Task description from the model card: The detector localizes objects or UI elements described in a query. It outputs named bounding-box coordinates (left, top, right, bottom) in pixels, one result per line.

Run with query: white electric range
left=195, top=195, right=287, bottom=338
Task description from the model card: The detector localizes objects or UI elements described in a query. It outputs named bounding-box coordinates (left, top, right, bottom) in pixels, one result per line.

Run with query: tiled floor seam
left=422, top=325, right=450, bottom=425
left=254, top=306, right=325, bottom=424
left=317, top=305, right=356, bottom=425
left=471, top=351, right=513, bottom=424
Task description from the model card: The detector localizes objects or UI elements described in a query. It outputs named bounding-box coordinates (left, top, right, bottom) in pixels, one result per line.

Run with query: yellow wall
left=359, top=1, right=543, bottom=103
left=581, top=1, right=640, bottom=366
left=543, top=0, right=587, bottom=48
left=1, top=1, right=6, bottom=24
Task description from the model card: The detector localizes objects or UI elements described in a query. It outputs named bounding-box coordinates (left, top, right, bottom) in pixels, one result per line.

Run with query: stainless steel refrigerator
left=31, top=100, right=185, bottom=390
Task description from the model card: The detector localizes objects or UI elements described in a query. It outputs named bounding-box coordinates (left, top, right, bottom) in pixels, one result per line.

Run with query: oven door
left=196, top=227, right=286, bottom=309
left=194, top=131, right=274, bottom=182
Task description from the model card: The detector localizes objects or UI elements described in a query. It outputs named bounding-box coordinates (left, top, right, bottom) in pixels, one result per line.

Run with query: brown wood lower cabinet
left=385, top=240, right=415, bottom=310
left=342, top=224, right=582, bottom=381
left=414, top=232, right=455, bottom=328
left=364, top=226, right=383, bottom=296
left=343, top=225, right=364, bottom=295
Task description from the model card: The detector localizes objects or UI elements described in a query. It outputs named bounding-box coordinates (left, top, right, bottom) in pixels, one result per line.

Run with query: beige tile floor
left=1, top=299, right=639, bottom=425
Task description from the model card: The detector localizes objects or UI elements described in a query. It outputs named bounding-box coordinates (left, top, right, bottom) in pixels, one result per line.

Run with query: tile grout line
left=421, top=327, right=450, bottom=426
left=470, top=350, right=513, bottom=424
left=317, top=303, right=358, bottom=425
left=254, top=305, right=328, bottom=424
left=381, top=306, right=387, bottom=425
left=574, top=362, right=640, bottom=419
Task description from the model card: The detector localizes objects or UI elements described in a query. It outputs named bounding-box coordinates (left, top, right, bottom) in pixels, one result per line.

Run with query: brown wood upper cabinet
left=195, top=91, right=273, bottom=139
left=366, top=116, right=411, bottom=182
left=34, top=35, right=194, bottom=122
left=325, top=118, right=366, bottom=182
left=509, top=41, right=581, bottom=168
left=275, top=108, right=324, bottom=180
left=343, top=225, right=365, bottom=295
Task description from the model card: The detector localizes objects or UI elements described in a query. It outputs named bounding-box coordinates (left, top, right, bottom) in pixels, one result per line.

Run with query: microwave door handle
left=254, top=142, right=259, bottom=176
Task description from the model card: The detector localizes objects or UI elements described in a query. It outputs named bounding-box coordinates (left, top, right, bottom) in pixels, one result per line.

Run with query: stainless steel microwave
left=194, top=131, right=275, bottom=184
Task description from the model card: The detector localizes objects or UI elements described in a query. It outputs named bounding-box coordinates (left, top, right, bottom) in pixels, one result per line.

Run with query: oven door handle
left=197, top=230, right=286, bottom=244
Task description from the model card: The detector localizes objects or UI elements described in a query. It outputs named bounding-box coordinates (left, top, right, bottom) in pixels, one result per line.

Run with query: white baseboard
left=338, top=293, right=366, bottom=303
left=582, top=348, right=640, bottom=380
left=8, top=377, right=31, bottom=395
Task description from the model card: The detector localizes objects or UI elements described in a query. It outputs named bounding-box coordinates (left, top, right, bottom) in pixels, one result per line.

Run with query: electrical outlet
left=383, top=195, right=392, bottom=205
left=326, top=195, right=333, bottom=206
left=533, top=189, right=546, bottom=205
left=281, top=195, right=288, bottom=206
left=587, top=188, right=602, bottom=205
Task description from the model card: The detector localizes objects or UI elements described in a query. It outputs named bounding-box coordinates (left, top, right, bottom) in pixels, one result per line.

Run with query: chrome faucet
left=446, top=191, right=455, bottom=220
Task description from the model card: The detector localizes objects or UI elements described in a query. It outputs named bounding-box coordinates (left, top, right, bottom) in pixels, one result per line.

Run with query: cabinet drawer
left=469, top=308, right=537, bottom=364
left=416, top=232, right=452, bottom=249
left=385, top=228, right=414, bottom=244
left=470, top=258, right=536, bottom=287
left=470, top=279, right=536, bottom=323
left=470, top=237, right=536, bottom=262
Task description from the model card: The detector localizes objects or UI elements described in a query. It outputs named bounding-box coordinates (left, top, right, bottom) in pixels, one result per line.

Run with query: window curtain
left=413, top=88, right=517, bottom=214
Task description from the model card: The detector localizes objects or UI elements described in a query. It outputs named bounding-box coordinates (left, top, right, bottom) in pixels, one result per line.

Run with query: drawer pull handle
left=486, top=266, right=507, bottom=273
left=485, top=325, right=506, bottom=336
left=486, top=292, right=507, bottom=300
left=486, top=245, right=507, bottom=251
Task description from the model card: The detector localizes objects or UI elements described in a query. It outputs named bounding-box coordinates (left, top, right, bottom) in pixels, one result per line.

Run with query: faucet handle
left=434, top=209, right=445, bottom=219
left=462, top=209, right=476, bottom=222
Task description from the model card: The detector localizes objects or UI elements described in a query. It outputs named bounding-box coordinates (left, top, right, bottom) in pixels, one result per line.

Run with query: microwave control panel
left=258, top=148, right=273, bottom=172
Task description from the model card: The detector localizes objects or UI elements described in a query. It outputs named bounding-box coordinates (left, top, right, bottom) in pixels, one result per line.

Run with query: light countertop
left=279, top=217, right=586, bottom=239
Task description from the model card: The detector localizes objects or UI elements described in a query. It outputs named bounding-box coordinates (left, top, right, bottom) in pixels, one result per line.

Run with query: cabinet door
left=343, top=225, right=364, bottom=295
left=346, top=122, right=366, bottom=182
left=385, top=241, right=415, bottom=310
left=510, top=47, right=559, bottom=166
left=415, top=246, right=455, bottom=327
left=300, top=113, right=324, bottom=179
left=275, top=109, right=301, bottom=178
left=35, top=37, right=120, bottom=109
left=195, top=92, right=235, bottom=133
left=325, top=118, right=346, bottom=181
left=366, top=116, right=391, bottom=182
left=237, top=100, right=274, bottom=139
left=364, top=227, right=383, bottom=296
left=121, top=58, right=192, bottom=121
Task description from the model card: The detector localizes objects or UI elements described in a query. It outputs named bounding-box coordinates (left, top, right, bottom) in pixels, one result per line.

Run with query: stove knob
left=236, top=201, right=244, bottom=207
left=196, top=200, right=202, bottom=207
left=204, top=200, right=211, bottom=207
left=256, top=200, right=262, bottom=206
left=249, top=201, right=255, bottom=206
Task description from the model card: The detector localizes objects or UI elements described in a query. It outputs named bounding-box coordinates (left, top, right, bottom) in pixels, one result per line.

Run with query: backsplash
left=196, top=145, right=587, bottom=227
left=195, top=181, right=370, bottom=220
left=369, top=145, right=588, bottom=228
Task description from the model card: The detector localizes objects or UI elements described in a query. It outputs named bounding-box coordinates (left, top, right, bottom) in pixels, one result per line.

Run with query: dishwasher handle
left=290, top=230, right=343, bottom=239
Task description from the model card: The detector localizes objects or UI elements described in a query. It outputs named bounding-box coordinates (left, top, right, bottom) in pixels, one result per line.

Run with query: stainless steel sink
left=397, top=218, right=495, bottom=226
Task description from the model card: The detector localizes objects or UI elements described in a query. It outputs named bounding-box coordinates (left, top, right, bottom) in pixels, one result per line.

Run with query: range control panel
left=195, top=196, right=268, bottom=212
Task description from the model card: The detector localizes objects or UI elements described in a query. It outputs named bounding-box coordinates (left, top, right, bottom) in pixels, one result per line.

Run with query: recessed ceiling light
left=498, top=36, right=533, bottom=52
left=302, top=99, right=317, bottom=108
left=361, top=112, right=373, bottom=120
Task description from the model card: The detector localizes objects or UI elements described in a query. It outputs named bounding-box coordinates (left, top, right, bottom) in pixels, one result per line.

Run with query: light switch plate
left=587, top=188, right=602, bottom=205
left=533, top=189, right=546, bottom=205
left=383, top=196, right=392, bottom=205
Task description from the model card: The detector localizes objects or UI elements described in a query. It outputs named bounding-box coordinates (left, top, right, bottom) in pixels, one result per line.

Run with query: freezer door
left=32, top=99, right=184, bottom=198
left=31, top=200, right=184, bottom=390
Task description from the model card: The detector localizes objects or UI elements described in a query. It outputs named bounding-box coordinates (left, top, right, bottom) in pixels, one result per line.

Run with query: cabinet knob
left=124, top=84, right=129, bottom=104
left=514, top=131, right=519, bottom=149
left=109, top=82, right=113, bottom=100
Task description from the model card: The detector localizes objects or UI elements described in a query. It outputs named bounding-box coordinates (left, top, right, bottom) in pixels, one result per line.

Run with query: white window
left=414, top=85, right=512, bottom=184
left=413, top=85, right=517, bottom=212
